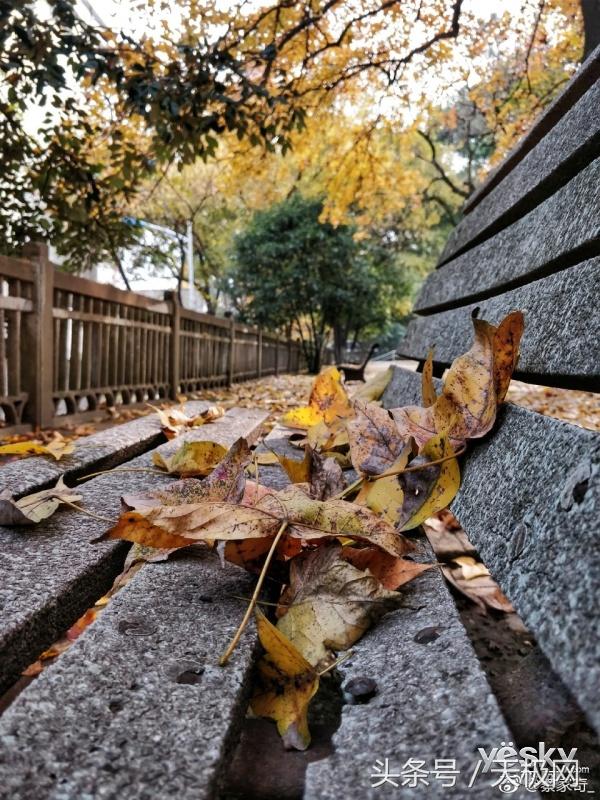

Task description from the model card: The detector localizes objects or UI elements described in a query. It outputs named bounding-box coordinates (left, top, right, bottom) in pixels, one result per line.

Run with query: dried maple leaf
left=280, top=367, right=353, bottom=430
left=391, top=312, right=525, bottom=447
left=308, top=451, right=345, bottom=501
left=251, top=610, right=319, bottom=751
left=152, top=440, right=228, bottom=477
left=276, top=542, right=401, bottom=668
left=346, top=402, right=411, bottom=476
left=103, top=484, right=412, bottom=557
left=342, top=546, right=433, bottom=590
left=0, top=477, right=82, bottom=525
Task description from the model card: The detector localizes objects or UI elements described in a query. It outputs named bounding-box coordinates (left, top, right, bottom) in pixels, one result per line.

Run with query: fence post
left=274, top=335, right=280, bottom=376
left=227, top=317, right=235, bottom=386
left=167, top=291, right=181, bottom=400
left=257, top=327, right=263, bottom=379
left=287, top=335, right=292, bottom=373
left=22, top=243, right=54, bottom=429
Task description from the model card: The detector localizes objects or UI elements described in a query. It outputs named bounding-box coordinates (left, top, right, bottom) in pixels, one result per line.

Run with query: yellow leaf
left=153, top=440, right=228, bottom=477
left=277, top=448, right=312, bottom=483
left=281, top=367, right=353, bottom=430
left=453, top=556, right=490, bottom=580
left=352, top=366, right=393, bottom=403
left=0, top=438, right=74, bottom=461
left=493, top=311, right=525, bottom=403
left=251, top=610, right=319, bottom=750
left=397, top=432, right=460, bottom=532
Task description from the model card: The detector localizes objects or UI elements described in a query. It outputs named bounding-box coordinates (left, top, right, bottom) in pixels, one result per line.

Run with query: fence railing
left=0, top=244, right=303, bottom=433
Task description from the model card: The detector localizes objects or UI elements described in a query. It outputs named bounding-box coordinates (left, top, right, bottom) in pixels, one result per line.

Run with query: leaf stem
left=219, top=519, right=289, bottom=666
left=77, top=467, right=163, bottom=482
left=60, top=499, right=114, bottom=524
left=333, top=476, right=364, bottom=500
left=318, top=649, right=354, bottom=676
left=374, top=445, right=467, bottom=480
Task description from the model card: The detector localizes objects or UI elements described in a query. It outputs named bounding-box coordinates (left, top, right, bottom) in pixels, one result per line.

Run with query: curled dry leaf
left=0, top=476, right=82, bottom=525
left=342, top=546, right=434, bottom=590
left=153, top=440, right=228, bottom=477
left=421, top=349, right=437, bottom=408
left=149, top=403, right=225, bottom=438
left=280, top=367, right=353, bottom=430
left=277, top=542, right=401, bottom=668
left=251, top=610, right=319, bottom=751
left=308, top=451, right=345, bottom=501
left=346, top=402, right=411, bottom=477
left=391, top=312, right=524, bottom=447
left=442, top=563, right=514, bottom=613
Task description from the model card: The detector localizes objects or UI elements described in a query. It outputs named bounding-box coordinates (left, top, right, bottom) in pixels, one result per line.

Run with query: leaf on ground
left=125, top=438, right=251, bottom=509
left=149, top=403, right=225, bottom=438
left=421, top=349, right=437, bottom=407
left=0, top=437, right=74, bottom=461
left=347, top=402, right=411, bottom=477
left=0, top=477, right=82, bottom=525
left=397, top=432, right=460, bottom=532
left=276, top=447, right=312, bottom=483
left=280, top=367, right=353, bottom=430
left=251, top=610, right=319, bottom=751
left=452, top=555, right=490, bottom=580
left=153, top=440, right=228, bottom=477
left=277, top=542, right=401, bottom=668
left=224, top=535, right=303, bottom=572
left=254, top=451, right=281, bottom=466
left=342, top=546, right=433, bottom=590
left=104, top=484, right=413, bottom=557
left=351, top=366, right=393, bottom=404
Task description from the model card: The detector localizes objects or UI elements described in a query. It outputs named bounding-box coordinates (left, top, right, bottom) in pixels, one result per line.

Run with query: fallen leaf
left=351, top=366, right=393, bottom=403
left=452, top=555, right=490, bottom=580
left=493, top=311, right=525, bottom=403
left=0, top=438, right=74, bottom=461
left=346, top=402, right=411, bottom=476
left=342, top=546, right=434, bottom=590
left=442, top=565, right=514, bottom=613
left=104, top=484, right=413, bottom=557
left=276, top=448, right=312, bottom=483
left=281, top=367, right=353, bottom=430
left=251, top=610, right=319, bottom=751
left=153, top=440, right=228, bottom=477
left=0, top=477, right=82, bottom=525
left=397, top=432, right=460, bottom=532
left=421, top=349, right=437, bottom=407
left=308, top=451, right=345, bottom=501
left=391, top=313, right=524, bottom=447
left=277, top=542, right=401, bottom=668
left=254, top=451, right=281, bottom=466
left=125, top=438, right=251, bottom=509
left=149, top=403, right=225, bottom=438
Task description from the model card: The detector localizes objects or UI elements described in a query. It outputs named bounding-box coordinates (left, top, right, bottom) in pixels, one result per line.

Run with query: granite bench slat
left=0, top=407, right=267, bottom=695
left=0, top=401, right=208, bottom=499
left=438, top=68, right=600, bottom=266
left=462, top=43, right=600, bottom=217
left=383, top=366, right=600, bottom=734
left=414, top=155, right=600, bottom=313
left=305, top=556, right=531, bottom=800
left=398, top=257, right=600, bottom=390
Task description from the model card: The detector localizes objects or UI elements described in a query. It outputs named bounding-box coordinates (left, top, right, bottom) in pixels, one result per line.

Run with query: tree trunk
left=333, top=324, right=345, bottom=364
left=582, top=0, right=600, bottom=59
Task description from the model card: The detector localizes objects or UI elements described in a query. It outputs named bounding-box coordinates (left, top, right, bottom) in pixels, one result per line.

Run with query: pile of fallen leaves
left=3, top=310, right=525, bottom=749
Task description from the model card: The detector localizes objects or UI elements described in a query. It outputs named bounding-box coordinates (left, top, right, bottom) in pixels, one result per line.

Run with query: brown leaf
left=493, top=311, right=525, bottom=403
left=0, top=477, right=82, bottom=525
left=152, top=440, right=228, bottom=477
left=421, top=349, right=437, bottom=407
left=346, top=402, right=411, bottom=476
left=342, top=546, right=433, bottom=590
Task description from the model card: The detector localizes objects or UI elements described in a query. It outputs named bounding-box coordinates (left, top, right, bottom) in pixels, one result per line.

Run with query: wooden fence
left=0, top=244, right=303, bottom=433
